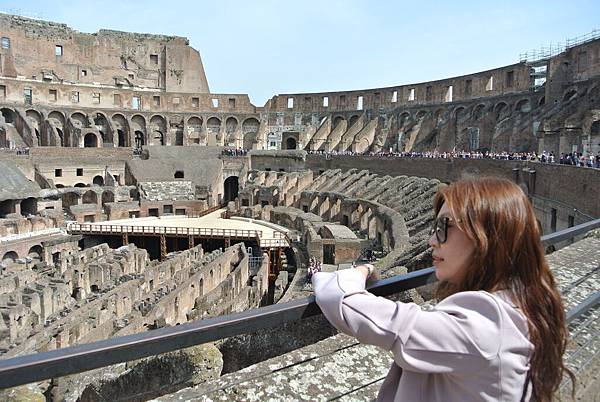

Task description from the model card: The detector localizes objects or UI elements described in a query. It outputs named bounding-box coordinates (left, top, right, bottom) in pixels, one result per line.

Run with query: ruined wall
left=305, top=155, right=600, bottom=229
left=0, top=13, right=209, bottom=93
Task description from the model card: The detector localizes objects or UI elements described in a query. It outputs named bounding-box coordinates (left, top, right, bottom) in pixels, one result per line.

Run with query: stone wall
left=306, top=155, right=600, bottom=224
left=0, top=13, right=209, bottom=94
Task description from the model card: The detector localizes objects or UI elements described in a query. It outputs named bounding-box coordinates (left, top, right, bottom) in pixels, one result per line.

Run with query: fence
left=1, top=218, right=599, bottom=389
left=67, top=223, right=262, bottom=239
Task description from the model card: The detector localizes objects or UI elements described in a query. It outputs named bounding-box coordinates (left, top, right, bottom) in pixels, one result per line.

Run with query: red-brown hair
left=433, top=176, right=574, bottom=401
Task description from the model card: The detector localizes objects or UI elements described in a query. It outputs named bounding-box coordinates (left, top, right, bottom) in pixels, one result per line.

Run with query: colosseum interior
left=0, top=12, right=599, bottom=401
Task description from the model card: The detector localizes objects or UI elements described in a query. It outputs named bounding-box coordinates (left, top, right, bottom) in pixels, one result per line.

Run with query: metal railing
left=1, top=218, right=599, bottom=389
left=67, top=223, right=262, bottom=239
left=519, top=29, right=600, bottom=63
left=187, top=205, right=223, bottom=218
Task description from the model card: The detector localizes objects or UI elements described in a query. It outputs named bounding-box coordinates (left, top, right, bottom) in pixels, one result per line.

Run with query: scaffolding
left=519, top=29, right=600, bottom=63
left=519, top=29, right=600, bottom=92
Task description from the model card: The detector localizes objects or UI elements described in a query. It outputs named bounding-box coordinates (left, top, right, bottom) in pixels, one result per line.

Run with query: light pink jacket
left=312, top=269, right=532, bottom=401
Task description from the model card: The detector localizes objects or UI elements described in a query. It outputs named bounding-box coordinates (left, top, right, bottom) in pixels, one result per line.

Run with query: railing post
left=122, top=233, right=128, bottom=246
left=160, top=234, right=167, bottom=261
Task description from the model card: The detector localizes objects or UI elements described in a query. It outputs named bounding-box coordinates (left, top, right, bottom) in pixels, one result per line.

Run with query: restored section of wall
left=306, top=155, right=600, bottom=222
left=0, top=14, right=209, bottom=93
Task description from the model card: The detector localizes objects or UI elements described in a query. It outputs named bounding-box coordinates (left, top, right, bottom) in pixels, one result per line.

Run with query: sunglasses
left=430, top=216, right=453, bottom=244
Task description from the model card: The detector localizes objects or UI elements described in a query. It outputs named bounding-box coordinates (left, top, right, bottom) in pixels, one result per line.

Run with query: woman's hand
left=355, top=263, right=375, bottom=281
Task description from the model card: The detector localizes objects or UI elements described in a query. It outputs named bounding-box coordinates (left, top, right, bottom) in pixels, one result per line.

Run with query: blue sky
left=1, top=0, right=598, bottom=105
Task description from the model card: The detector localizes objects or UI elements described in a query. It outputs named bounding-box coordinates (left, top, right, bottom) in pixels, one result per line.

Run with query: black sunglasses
left=430, top=216, right=452, bottom=244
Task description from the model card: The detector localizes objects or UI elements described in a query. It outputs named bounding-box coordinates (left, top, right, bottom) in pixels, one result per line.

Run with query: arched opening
left=1, top=107, right=15, bottom=124
left=82, top=190, right=98, bottom=204
left=174, top=171, right=184, bottom=179
left=92, top=175, right=104, bottom=186
left=333, top=116, right=345, bottom=129
left=349, top=115, right=359, bottom=127
left=27, top=245, right=43, bottom=262
left=515, top=99, right=531, bottom=113
left=2, top=251, right=18, bottom=264
left=74, top=183, right=86, bottom=188
left=56, top=128, right=64, bottom=146
left=134, top=131, right=145, bottom=148
left=84, top=133, right=98, bottom=148
left=117, top=129, right=126, bottom=147
left=242, top=117, right=260, bottom=149
left=494, top=102, right=509, bottom=121
left=151, top=131, right=164, bottom=146
left=102, top=191, right=114, bottom=205
left=20, top=197, right=37, bottom=216
left=223, top=176, right=239, bottom=203
left=149, top=115, right=166, bottom=146
left=61, top=192, right=80, bottom=208
left=71, top=112, right=87, bottom=128
left=0, top=200, right=16, bottom=217
left=175, top=129, right=184, bottom=146
left=285, top=137, right=297, bottom=150
left=472, top=104, right=486, bottom=120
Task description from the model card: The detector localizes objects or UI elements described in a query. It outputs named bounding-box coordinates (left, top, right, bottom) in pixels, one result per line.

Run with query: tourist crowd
left=308, top=149, right=600, bottom=168
left=222, top=148, right=249, bottom=156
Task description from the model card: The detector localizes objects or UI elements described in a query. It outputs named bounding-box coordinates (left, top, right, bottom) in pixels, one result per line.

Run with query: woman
left=312, top=176, right=573, bottom=401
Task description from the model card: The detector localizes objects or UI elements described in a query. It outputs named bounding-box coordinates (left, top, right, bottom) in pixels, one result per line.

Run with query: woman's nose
left=428, top=231, right=438, bottom=248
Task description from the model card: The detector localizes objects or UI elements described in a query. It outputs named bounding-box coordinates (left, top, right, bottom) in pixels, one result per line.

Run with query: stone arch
left=225, top=116, right=238, bottom=134
left=102, top=190, right=114, bottom=205
left=434, top=108, right=445, bottom=121
left=416, top=110, right=427, bottom=120
left=453, top=106, right=466, bottom=119
left=82, top=190, right=98, bottom=204
left=332, top=116, right=345, bottom=129
left=224, top=176, right=239, bottom=203
left=48, top=111, right=66, bottom=146
left=94, top=112, right=111, bottom=144
left=0, top=200, right=16, bottom=217
left=242, top=117, right=259, bottom=149
left=26, top=109, right=43, bottom=146
left=20, top=197, right=37, bottom=216
left=0, top=107, right=16, bottom=124
left=494, top=102, right=510, bottom=121
left=149, top=115, right=166, bottom=146
left=563, top=89, right=577, bottom=102
left=348, top=115, right=360, bottom=127
left=398, top=112, right=411, bottom=126
left=74, top=183, right=86, bottom=188
left=285, top=137, right=297, bottom=150
left=2, top=251, right=19, bottom=264
left=187, top=116, right=203, bottom=144
left=61, top=192, right=80, bottom=208
left=515, top=99, right=531, bottom=113
left=70, top=112, right=88, bottom=128
left=92, top=175, right=104, bottom=186
left=207, top=117, right=221, bottom=134
left=472, top=103, right=486, bottom=120
left=112, top=113, right=129, bottom=147
left=27, top=245, right=43, bottom=261
left=84, top=133, right=98, bottom=147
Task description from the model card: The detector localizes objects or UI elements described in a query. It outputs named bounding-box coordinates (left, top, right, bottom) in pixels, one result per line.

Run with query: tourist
left=312, top=177, right=573, bottom=401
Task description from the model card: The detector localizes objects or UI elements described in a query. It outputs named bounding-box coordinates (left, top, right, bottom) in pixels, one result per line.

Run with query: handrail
left=565, top=291, right=600, bottom=324
left=0, top=269, right=436, bottom=389
left=0, top=219, right=598, bottom=389
left=67, top=223, right=262, bottom=239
